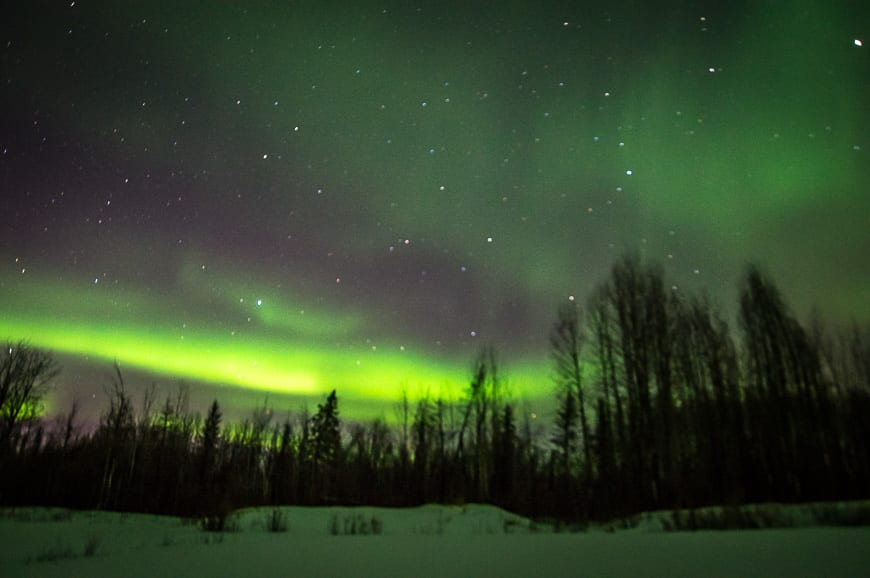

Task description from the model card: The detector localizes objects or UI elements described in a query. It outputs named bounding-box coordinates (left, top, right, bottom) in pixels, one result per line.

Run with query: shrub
left=811, top=502, right=870, bottom=527
left=83, top=534, right=101, bottom=557
left=51, top=510, right=73, bottom=522
left=200, top=511, right=239, bottom=533
left=328, top=512, right=383, bottom=535
left=664, top=505, right=796, bottom=531
left=32, top=538, right=75, bottom=563
left=202, top=533, right=224, bottom=545
left=267, top=509, right=288, bottom=533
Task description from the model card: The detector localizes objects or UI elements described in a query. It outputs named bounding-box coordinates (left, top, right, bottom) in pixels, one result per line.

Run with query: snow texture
left=1, top=504, right=868, bottom=577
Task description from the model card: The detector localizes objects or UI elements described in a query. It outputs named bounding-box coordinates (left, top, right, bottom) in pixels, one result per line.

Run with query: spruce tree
left=308, top=390, right=341, bottom=501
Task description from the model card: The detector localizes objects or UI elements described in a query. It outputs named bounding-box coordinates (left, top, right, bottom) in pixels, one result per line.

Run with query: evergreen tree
left=308, top=390, right=341, bottom=501
left=199, top=400, right=222, bottom=496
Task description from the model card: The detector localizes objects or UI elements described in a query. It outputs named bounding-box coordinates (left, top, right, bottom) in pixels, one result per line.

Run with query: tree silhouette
left=198, top=399, right=222, bottom=512
left=1, top=253, right=869, bottom=525
left=96, top=363, right=136, bottom=510
left=550, top=301, right=590, bottom=480
left=0, top=342, right=58, bottom=454
left=307, top=390, right=341, bottom=502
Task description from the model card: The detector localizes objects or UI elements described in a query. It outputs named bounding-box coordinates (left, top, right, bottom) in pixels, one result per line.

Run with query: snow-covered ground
left=1, top=504, right=868, bottom=577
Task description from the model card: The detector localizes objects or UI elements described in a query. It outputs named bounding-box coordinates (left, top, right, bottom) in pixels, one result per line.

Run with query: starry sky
left=1, top=1, right=867, bottom=423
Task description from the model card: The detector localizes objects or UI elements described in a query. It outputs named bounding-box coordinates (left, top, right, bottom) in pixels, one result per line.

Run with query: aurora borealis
left=1, top=2, right=867, bottom=421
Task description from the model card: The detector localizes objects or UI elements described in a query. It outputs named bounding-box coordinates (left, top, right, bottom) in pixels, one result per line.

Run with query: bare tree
left=457, top=347, right=498, bottom=501
left=96, top=362, right=136, bottom=509
left=0, top=342, right=58, bottom=452
left=550, top=301, right=591, bottom=476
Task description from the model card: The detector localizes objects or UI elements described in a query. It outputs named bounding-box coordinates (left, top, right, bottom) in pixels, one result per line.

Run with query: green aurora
left=1, top=268, right=551, bottom=419
left=1, top=2, right=867, bottom=420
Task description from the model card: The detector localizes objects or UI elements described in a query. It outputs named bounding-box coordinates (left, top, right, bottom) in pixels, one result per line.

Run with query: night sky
left=2, top=2, right=867, bottom=422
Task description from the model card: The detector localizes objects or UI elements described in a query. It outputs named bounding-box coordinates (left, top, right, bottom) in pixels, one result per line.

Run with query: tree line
left=1, top=254, right=868, bottom=522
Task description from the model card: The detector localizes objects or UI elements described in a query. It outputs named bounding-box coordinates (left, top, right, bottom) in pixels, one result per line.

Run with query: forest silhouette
left=1, top=253, right=868, bottom=524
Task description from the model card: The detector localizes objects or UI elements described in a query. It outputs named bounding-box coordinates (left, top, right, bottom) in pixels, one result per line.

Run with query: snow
left=1, top=504, right=868, bottom=577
